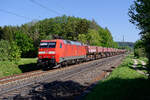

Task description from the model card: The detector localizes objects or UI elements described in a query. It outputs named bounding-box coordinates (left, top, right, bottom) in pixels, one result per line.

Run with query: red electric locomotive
left=37, top=39, right=86, bottom=67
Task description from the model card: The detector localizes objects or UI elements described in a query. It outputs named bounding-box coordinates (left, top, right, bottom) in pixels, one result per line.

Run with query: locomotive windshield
left=40, top=42, right=56, bottom=48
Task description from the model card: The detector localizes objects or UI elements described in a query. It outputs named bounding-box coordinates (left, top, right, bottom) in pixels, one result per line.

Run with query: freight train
left=37, top=39, right=126, bottom=68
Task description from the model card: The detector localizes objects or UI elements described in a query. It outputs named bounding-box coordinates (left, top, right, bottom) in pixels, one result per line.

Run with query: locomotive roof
left=40, top=39, right=83, bottom=46
left=41, top=39, right=60, bottom=42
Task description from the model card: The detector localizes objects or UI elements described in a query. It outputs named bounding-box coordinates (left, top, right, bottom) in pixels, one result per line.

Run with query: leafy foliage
left=0, top=27, right=3, bottom=39
left=0, top=40, right=10, bottom=61
left=134, top=40, right=146, bottom=58
left=9, top=42, right=21, bottom=61
left=0, top=40, right=21, bottom=61
left=0, top=15, right=119, bottom=58
left=87, top=29, right=102, bottom=46
left=129, top=0, right=150, bottom=66
left=15, top=32, right=34, bottom=57
left=78, top=34, right=87, bottom=44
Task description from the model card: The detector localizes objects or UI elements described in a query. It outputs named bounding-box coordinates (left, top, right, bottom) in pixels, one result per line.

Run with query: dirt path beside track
left=132, top=59, right=148, bottom=76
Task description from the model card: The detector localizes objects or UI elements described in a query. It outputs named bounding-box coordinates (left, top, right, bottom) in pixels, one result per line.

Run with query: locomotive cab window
left=40, top=42, right=56, bottom=48
left=48, top=42, right=56, bottom=48
left=60, top=43, right=62, bottom=48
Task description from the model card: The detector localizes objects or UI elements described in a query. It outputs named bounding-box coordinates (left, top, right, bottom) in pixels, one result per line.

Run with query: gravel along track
left=0, top=54, right=125, bottom=100
left=0, top=70, right=44, bottom=84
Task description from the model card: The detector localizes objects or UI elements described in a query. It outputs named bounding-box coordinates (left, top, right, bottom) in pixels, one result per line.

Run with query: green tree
left=98, top=28, right=114, bottom=47
left=76, top=19, right=90, bottom=35
left=0, top=27, right=3, bottom=40
left=87, top=29, right=102, bottom=46
left=89, top=19, right=101, bottom=31
left=129, top=0, right=150, bottom=67
left=0, top=40, right=10, bottom=61
left=15, top=32, right=34, bottom=57
left=0, top=40, right=21, bottom=61
left=134, top=40, right=145, bottom=58
left=1, top=26, right=14, bottom=42
left=78, top=34, right=87, bottom=44
left=112, top=42, right=119, bottom=48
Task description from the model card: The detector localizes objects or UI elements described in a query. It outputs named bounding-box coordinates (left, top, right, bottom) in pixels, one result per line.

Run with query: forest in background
left=0, top=15, right=119, bottom=61
left=117, top=42, right=134, bottom=48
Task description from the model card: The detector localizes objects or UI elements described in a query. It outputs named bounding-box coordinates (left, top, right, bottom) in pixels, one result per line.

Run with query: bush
left=0, top=40, right=10, bottom=61
left=9, top=42, right=21, bottom=61
left=134, top=40, right=146, bottom=58
left=0, top=40, right=21, bottom=61
left=134, top=48, right=145, bottom=58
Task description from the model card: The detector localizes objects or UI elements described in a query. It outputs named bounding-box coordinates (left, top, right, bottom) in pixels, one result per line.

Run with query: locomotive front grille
left=38, top=58, right=56, bottom=64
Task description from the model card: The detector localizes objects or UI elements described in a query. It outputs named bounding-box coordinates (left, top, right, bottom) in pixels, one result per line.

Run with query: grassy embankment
left=139, top=57, right=148, bottom=63
left=0, top=58, right=37, bottom=78
left=85, top=54, right=150, bottom=100
left=137, top=58, right=148, bottom=73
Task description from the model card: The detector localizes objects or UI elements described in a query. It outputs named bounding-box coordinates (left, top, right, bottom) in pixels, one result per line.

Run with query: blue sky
left=0, top=0, right=140, bottom=42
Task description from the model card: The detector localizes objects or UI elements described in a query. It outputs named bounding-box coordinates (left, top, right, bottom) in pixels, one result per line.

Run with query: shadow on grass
left=85, top=78, right=150, bottom=100
left=18, top=63, right=42, bottom=72
left=14, top=80, right=86, bottom=100
left=129, top=64, right=148, bottom=71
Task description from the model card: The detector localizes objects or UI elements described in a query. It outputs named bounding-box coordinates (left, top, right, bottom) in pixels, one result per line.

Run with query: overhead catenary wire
left=0, top=8, right=34, bottom=20
left=47, top=0, right=74, bottom=16
left=30, top=0, right=61, bottom=16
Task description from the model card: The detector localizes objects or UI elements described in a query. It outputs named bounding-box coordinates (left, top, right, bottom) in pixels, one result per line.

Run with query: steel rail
left=0, top=54, right=124, bottom=98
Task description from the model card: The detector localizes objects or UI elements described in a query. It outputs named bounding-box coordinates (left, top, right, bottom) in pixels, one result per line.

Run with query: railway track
left=0, top=54, right=125, bottom=99
left=0, top=70, right=43, bottom=83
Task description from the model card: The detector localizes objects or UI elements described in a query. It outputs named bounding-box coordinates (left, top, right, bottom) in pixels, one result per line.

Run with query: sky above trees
left=0, top=0, right=139, bottom=42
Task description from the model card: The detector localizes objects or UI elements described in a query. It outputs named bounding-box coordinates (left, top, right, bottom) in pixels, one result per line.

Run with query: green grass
left=18, top=58, right=37, bottom=65
left=85, top=55, right=150, bottom=100
left=135, top=58, right=148, bottom=73
left=0, top=61, right=22, bottom=77
left=139, top=57, right=148, bottom=63
left=0, top=58, right=37, bottom=78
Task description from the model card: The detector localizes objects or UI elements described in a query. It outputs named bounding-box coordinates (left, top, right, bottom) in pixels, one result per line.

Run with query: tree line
left=0, top=15, right=119, bottom=61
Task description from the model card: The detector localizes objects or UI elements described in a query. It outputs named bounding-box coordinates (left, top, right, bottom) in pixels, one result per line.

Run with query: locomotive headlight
left=48, top=51, right=55, bottom=54
left=38, top=51, right=45, bottom=54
